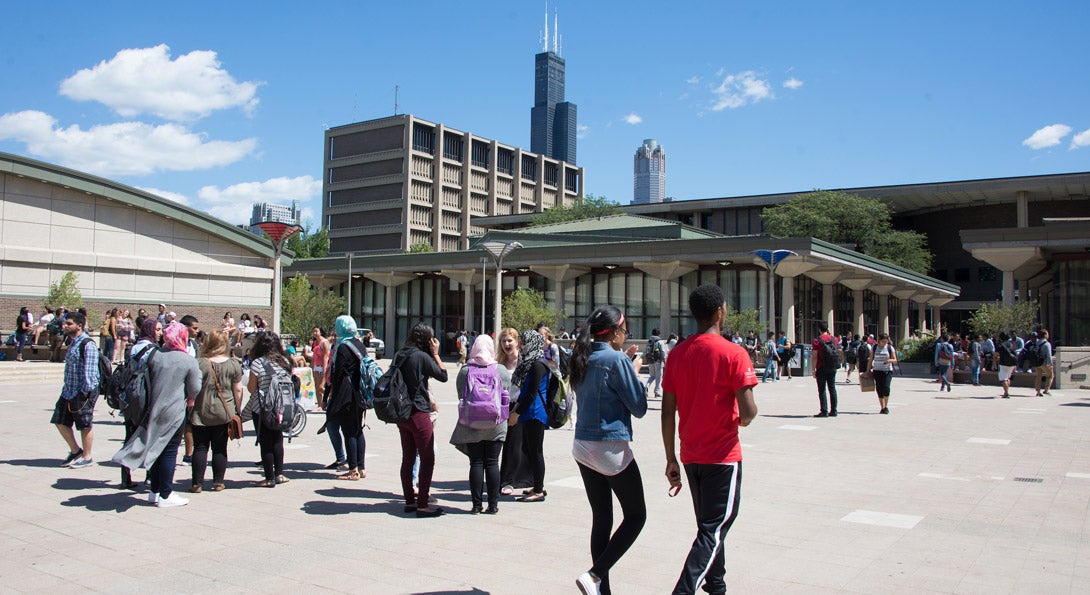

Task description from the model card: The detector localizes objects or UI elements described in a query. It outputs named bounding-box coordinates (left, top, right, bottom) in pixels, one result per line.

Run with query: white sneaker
left=576, top=571, right=601, bottom=595
left=156, top=492, right=189, bottom=508
left=148, top=492, right=159, bottom=505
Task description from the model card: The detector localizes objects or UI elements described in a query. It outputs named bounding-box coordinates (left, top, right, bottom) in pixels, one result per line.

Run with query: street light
left=753, top=249, right=797, bottom=336
left=255, top=221, right=303, bottom=335
left=481, top=241, right=523, bottom=334
left=479, top=257, right=487, bottom=336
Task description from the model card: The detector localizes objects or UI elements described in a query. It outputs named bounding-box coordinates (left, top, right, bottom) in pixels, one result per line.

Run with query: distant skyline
left=1, top=1, right=1088, bottom=229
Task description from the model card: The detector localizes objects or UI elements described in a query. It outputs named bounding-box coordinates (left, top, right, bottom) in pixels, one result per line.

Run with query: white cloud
left=576, top=124, right=589, bottom=139
left=783, top=77, right=804, bottom=90
left=0, top=110, right=257, bottom=176
left=1022, top=124, right=1072, bottom=149
left=59, top=44, right=261, bottom=121
left=623, top=112, right=643, bottom=125
left=137, top=186, right=190, bottom=205
left=1070, top=128, right=1090, bottom=149
left=686, top=76, right=701, bottom=84
left=711, top=71, right=773, bottom=110
left=196, top=176, right=321, bottom=225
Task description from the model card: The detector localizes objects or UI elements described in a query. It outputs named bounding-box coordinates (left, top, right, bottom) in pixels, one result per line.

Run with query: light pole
left=480, top=257, right=487, bottom=336
left=255, top=221, right=303, bottom=335
left=481, top=241, right=523, bottom=335
left=753, top=249, right=796, bottom=336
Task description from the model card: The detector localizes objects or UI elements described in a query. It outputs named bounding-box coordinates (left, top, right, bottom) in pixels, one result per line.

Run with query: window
left=521, top=155, right=537, bottom=180
left=978, top=266, right=999, bottom=282
left=565, top=169, right=579, bottom=192
left=443, top=134, right=464, bottom=162
left=412, top=123, right=435, bottom=154
left=471, top=140, right=489, bottom=168
left=497, top=148, right=514, bottom=175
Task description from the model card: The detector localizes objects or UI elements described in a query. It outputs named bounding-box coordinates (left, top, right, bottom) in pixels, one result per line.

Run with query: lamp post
left=481, top=241, right=523, bottom=334
left=255, top=221, right=303, bottom=335
left=480, top=257, right=487, bottom=336
left=753, top=249, right=796, bottom=336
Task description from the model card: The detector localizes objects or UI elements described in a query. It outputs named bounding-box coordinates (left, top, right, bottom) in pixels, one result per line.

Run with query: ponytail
left=569, top=305, right=624, bottom=387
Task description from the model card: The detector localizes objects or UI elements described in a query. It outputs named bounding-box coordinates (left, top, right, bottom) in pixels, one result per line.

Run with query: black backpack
left=76, top=337, right=114, bottom=397
left=252, top=360, right=298, bottom=433
left=105, top=344, right=155, bottom=415
left=1022, top=340, right=1042, bottom=367
left=997, top=341, right=1018, bottom=367
left=646, top=338, right=665, bottom=363
left=856, top=342, right=871, bottom=371
left=371, top=352, right=415, bottom=424
left=818, top=337, right=840, bottom=371
left=845, top=340, right=860, bottom=364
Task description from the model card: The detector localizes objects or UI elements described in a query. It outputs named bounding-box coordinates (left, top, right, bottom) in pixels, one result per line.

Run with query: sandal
left=337, top=471, right=360, bottom=481
left=500, top=485, right=514, bottom=496
left=212, top=483, right=225, bottom=492
left=255, top=479, right=275, bottom=488
left=188, top=485, right=202, bottom=493
left=521, top=488, right=547, bottom=496
left=275, top=475, right=290, bottom=484
left=516, top=491, right=546, bottom=502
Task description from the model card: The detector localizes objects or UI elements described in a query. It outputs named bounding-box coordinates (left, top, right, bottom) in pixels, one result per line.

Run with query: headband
left=593, top=313, right=625, bottom=335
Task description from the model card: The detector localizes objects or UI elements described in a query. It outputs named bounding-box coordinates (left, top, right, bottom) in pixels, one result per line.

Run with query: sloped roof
left=471, top=214, right=722, bottom=248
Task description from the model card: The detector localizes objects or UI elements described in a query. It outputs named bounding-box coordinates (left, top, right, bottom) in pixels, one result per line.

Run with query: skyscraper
left=633, top=139, right=666, bottom=204
left=530, top=9, right=577, bottom=164
left=249, top=200, right=301, bottom=234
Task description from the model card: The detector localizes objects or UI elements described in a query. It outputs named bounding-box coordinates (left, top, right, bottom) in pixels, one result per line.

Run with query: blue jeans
left=325, top=415, right=345, bottom=463
left=970, top=360, right=981, bottom=385
left=762, top=360, right=777, bottom=382
left=149, top=432, right=181, bottom=499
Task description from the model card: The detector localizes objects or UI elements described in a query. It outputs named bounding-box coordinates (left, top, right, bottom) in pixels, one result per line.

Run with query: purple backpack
left=458, top=364, right=510, bottom=429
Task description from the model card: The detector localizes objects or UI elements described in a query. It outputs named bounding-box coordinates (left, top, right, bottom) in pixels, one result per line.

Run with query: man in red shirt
left=661, top=284, right=758, bottom=595
left=811, top=322, right=841, bottom=417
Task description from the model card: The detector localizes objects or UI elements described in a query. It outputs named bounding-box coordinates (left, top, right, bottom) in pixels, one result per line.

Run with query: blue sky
left=2, top=1, right=1088, bottom=228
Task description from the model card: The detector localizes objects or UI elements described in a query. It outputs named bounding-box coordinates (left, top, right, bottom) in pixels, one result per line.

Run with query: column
left=462, top=282, right=474, bottom=333
left=385, top=284, right=396, bottom=349
left=823, top=283, right=835, bottom=332
left=555, top=279, right=566, bottom=326
left=1016, top=190, right=1028, bottom=228
left=932, top=305, right=941, bottom=334
left=878, top=295, right=889, bottom=336
left=1002, top=270, right=1015, bottom=305
left=659, top=279, right=671, bottom=338
left=917, top=300, right=927, bottom=334
left=898, top=298, right=910, bottom=344
left=853, top=289, right=864, bottom=336
left=781, top=275, right=796, bottom=343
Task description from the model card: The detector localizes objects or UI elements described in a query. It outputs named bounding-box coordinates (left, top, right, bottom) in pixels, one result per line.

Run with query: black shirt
left=394, top=346, right=448, bottom=413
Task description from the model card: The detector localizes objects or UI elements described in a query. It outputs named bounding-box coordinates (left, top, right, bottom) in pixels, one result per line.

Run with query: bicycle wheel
left=285, top=402, right=306, bottom=438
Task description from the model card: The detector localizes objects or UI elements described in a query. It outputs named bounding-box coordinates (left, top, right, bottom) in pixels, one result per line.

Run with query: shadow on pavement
left=412, top=589, right=490, bottom=595
left=760, top=414, right=811, bottom=419
left=1060, top=402, right=1090, bottom=407
left=52, top=477, right=114, bottom=491
left=60, top=491, right=143, bottom=512
left=300, top=499, right=405, bottom=516
left=0, top=458, right=64, bottom=469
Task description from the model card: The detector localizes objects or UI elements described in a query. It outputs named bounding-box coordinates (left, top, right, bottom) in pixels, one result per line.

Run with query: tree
left=408, top=242, right=434, bottom=253
left=530, top=194, right=622, bottom=226
left=284, top=224, right=329, bottom=259
left=967, top=300, right=1039, bottom=339
left=501, top=287, right=564, bottom=332
left=280, top=274, right=346, bottom=339
left=721, top=306, right=766, bottom=336
left=762, top=190, right=934, bottom=274
left=44, top=271, right=83, bottom=311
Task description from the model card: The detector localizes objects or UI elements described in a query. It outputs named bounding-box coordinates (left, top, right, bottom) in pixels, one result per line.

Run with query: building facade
left=249, top=200, right=300, bottom=235
left=633, top=139, right=666, bottom=204
left=530, top=38, right=577, bottom=164
left=322, top=115, right=583, bottom=255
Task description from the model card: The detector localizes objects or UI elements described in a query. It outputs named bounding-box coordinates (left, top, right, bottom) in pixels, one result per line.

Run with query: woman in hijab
left=113, top=321, right=201, bottom=508
left=326, top=315, right=370, bottom=481
left=509, top=329, right=551, bottom=502
left=118, top=317, right=162, bottom=490
left=450, top=335, right=509, bottom=514
left=497, top=328, right=531, bottom=495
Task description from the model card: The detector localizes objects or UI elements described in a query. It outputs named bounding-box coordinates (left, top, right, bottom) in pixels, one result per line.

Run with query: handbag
left=209, top=359, right=244, bottom=440
left=859, top=372, right=876, bottom=393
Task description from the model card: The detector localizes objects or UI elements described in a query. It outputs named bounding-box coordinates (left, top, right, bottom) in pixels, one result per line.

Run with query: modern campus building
left=322, top=114, right=583, bottom=255
left=633, top=139, right=666, bottom=204
left=0, top=152, right=275, bottom=327
left=529, top=14, right=577, bottom=165
left=249, top=200, right=301, bottom=235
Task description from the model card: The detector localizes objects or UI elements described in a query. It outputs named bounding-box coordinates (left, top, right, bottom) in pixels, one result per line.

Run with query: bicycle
left=284, top=394, right=307, bottom=440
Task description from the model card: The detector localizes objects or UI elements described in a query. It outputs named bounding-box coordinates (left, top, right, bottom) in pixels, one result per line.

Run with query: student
left=50, top=311, right=101, bottom=469
left=450, top=335, right=509, bottom=514
left=248, top=332, right=293, bottom=487
left=497, top=328, right=531, bottom=495
left=996, top=332, right=1018, bottom=398
left=934, top=335, right=954, bottom=392
left=661, top=285, right=758, bottom=595
left=326, top=315, right=369, bottom=481
left=189, top=330, right=242, bottom=492
left=812, top=323, right=840, bottom=416
left=570, top=306, right=648, bottom=595
left=392, top=323, right=448, bottom=517
left=867, top=333, right=898, bottom=414
left=761, top=331, right=778, bottom=383
left=509, top=330, right=551, bottom=503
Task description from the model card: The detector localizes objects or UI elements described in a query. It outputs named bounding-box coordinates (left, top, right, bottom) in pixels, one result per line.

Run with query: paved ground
left=1, top=360, right=1088, bottom=594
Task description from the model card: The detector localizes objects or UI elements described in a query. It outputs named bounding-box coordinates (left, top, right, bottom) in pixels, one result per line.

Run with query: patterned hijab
left=512, top=330, right=545, bottom=387
left=467, top=335, right=497, bottom=367
left=162, top=321, right=189, bottom=352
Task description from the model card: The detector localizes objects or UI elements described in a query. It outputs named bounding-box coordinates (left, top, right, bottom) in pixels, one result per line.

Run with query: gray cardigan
left=112, top=349, right=202, bottom=470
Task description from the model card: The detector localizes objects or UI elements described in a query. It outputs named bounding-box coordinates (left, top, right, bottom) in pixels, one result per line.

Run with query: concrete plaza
left=0, top=360, right=1087, bottom=594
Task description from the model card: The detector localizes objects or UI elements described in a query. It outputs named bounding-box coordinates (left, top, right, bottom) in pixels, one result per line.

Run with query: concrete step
left=0, top=361, right=65, bottom=383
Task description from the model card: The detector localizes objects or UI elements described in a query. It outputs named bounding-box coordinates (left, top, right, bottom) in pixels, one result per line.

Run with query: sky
left=1, top=1, right=1088, bottom=229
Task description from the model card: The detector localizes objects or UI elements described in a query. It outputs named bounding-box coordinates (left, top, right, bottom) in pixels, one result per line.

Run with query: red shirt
left=811, top=333, right=839, bottom=369
left=663, top=333, right=758, bottom=465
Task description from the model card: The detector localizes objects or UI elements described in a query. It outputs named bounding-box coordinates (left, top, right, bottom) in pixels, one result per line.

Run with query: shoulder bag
left=209, top=359, right=244, bottom=440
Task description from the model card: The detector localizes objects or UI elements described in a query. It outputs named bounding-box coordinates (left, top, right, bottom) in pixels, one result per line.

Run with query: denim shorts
left=50, top=392, right=98, bottom=430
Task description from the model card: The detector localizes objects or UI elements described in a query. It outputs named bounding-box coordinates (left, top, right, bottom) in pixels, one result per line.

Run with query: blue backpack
left=343, top=338, right=383, bottom=410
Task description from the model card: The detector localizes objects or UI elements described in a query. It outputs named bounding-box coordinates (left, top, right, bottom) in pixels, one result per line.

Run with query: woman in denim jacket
left=569, top=305, right=648, bottom=595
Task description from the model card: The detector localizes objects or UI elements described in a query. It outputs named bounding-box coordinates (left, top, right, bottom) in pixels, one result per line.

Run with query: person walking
left=247, top=332, right=293, bottom=487
left=934, top=334, right=954, bottom=392
left=189, top=330, right=242, bottom=493
left=996, top=332, right=1018, bottom=398
left=119, top=318, right=161, bottom=489
left=812, top=323, right=840, bottom=417
left=450, top=335, right=509, bottom=514
left=867, top=333, right=898, bottom=414
left=311, top=326, right=331, bottom=411
left=14, top=306, right=32, bottom=362
left=775, top=331, right=792, bottom=380
left=1034, top=329, right=1054, bottom=396
left=645, top=328, right=666, bottom=398
left=661, top=284, right=758, bottom=595
left=112, top=321, right=202, bottom=507
left=497, top=328, right=532, bottom=495
left=455, top=330, right=469, bottom=366
left=509, top=330, right=552, bottom=503
left=569, top=306, right=648, bottom=595
left=761, top=331, right=778, bottom=383
left=326, top=315, right=370, bottom=481
left=968, top=334, right=982, bottom=386
left=392, top=323, right=448, bottom=517
left=50, top=311, right=101, bottom=469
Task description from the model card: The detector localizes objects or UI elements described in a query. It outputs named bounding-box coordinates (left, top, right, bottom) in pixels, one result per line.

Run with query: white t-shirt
left=572, top=439, right=634, bottom=476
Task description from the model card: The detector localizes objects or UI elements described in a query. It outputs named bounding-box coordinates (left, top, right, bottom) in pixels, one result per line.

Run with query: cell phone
left=631, top=351, right=643, bottom=361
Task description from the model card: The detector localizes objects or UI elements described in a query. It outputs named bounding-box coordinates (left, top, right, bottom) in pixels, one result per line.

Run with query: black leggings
left=338, top=413, right=366, bottom=471
left=578, top=460, right=647, bottom=595
left=872, top=370, right=893, bottom=398
left=191, top=423, right=228, bottom=485
left=521, top=420, right=546, bottom=493
left=467, top=440, right=503, bottom=507
left=257, top=424, right=284, bottom=481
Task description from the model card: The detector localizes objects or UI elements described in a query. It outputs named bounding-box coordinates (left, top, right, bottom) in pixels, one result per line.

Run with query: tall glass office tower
left=530, top=10, right=577, bottom=164
left=633, top=139, right=666, bottom=204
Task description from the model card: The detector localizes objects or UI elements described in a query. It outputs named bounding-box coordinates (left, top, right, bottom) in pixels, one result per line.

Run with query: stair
left=0, top=360, right=66, bottom=383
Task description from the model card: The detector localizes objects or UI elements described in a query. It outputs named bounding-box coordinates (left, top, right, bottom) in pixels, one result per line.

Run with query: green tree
left=284, top=224, right=329, bottom=259
left=501, top=287, right=564, bottom=332
left=407, top=242, right=434, bottom=253
left=762, top=190, right=934, bottom=274
left=721, top=306, right=766, bottom=336
left=280, top=274, right=346, bottom=339
left=44, top=271, right=83, bottom=311
left=530, top=194, right=623, bottom=226
left=967, top=300, right=1039, bottom=339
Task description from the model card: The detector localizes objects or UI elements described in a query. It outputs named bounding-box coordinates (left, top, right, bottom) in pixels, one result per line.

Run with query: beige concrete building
left=323, top=114, right=584, bottom=255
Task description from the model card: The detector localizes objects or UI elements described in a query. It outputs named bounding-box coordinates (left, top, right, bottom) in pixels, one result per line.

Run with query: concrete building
left=633, top=139, right=666, bottom=204
left=0, top=152, right=275, bottom=327
left=322, top=114, right=583, bottom=255
left=249, top=200, right=301, bottom=235
left=530, top=11, right=577, bottom=164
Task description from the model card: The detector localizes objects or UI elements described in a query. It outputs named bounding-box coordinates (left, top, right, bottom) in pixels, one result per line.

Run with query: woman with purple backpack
left=449, top=335, right=510, bottom=514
